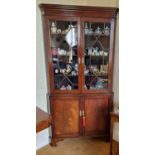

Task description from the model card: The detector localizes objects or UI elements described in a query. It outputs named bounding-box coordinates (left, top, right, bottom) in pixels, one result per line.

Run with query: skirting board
left=36, top=127, right=51, bottom=150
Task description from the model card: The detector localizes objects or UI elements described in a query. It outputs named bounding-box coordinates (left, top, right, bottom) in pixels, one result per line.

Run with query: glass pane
left=84, top=22, right=110, bottom=90
left=50, top=20, right=78, bottom=90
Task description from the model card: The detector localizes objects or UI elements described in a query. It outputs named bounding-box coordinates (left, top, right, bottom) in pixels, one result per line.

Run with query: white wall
left=36, top=0, right=49, bottom=150
left=36, top=0, right=119, bottom=150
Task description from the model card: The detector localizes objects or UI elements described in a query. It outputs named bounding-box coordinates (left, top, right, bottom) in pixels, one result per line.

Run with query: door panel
left=84, top=96, right=109, bottom=135
left=52, top=97, right=80, bottom=137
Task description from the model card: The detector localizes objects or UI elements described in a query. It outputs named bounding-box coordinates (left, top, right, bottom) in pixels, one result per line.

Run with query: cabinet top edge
left=39, top=4, right=119, bottom=14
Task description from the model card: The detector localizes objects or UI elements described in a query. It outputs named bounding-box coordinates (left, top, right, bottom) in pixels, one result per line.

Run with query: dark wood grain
left=52, top=97, right=80, bottom=137
left=36, top=107, right=52, bottom=133
left=40, top=4, right=118, bottom=18
left=84, top=96, right=109, bottom=136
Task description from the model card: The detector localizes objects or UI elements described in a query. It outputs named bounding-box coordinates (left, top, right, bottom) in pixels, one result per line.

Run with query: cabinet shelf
left=51, top=32, right=67, bottom=36
left=85, top=75, right=108, bottom=77
left=54, top=74, right=78, bottom=77
left=85, top=33, right=110, bottom=37
left=52, top=55, right=78, bottom=57
left=85, top=55, right=105, bottom=57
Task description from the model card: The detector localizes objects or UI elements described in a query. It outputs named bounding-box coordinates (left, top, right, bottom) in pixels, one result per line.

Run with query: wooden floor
left=37, top=137, right=110, bottom=155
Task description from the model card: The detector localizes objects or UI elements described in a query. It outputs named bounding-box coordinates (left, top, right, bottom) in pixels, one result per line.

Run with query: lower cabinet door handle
left=82, top=116, right=86, bottom=127
left=80, top=110, right=82, bottom=117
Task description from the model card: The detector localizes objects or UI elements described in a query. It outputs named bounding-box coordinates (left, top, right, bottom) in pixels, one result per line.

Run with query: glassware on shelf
left=54, top=68, right=59, bottom=74
left=88, top=47, right=93, bottom=55
left=57, top=29, right=61, bottom=34
left=74, top=63, right=78, bottom=72
left=88, top=28, right=93, bottom=35
left=103, top=51, right=108, bottom=56
left=92, top=67, right=99, bottom=75
left=99, top=50, right=104, bottom=56
left=93, top=47, right=99, bottom=55
left=66, top=84, right=72, bottom=90
left=66, top=63, right=72, bottom=73
left=52, top=57, right=58, bottom=62
left=51, top=21, right=57, bottom=34
left=95, top=26, right=101, bottom=35
left=60, top=85, right=66, bottom=90
left=104, top=25, right=110, bottom=36
left=84, top=23, right=89, bottom=34
left=100, top=64, right=108, bottom=75
left=60, top=68, right=66, bottom=74
left=84, top=69, right=89, bottom=75
left=84, top=65, right=88, bottom=75
left=52, top=47, right=58, bottom=56
left=71, top=70, right=77, bottom=76
left=95, top=78, right=104, bottom=89
left=87, top=47, right=102, bottom=56
left=89, top=65, right=97, bottom=74
left=58, top=48, right=67, bottom=55
left=62, top=30, right=66, bottom=34
left=66, top=51, right=70, bottom=56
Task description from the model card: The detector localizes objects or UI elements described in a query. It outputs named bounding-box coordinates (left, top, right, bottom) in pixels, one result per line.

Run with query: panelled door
left=83, top=96, right=109, bottom=136
left=51, top=96, right=82, bottom=138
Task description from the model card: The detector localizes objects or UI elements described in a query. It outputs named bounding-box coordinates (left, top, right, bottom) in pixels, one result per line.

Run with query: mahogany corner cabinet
left=39, top=4, right=118, bottom=145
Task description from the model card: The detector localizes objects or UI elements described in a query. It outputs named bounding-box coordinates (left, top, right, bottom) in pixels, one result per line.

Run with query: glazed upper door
left=45, top=17, right=81, bottom=93
left=81, top=18, right=115, bottom=93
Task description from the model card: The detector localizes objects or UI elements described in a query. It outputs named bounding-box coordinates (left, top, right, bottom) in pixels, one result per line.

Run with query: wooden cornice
left=39, top=4, right=118, bottom=18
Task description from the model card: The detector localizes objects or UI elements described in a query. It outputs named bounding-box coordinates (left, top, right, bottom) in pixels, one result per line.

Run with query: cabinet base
left=50, top=137, right=64, bottom=146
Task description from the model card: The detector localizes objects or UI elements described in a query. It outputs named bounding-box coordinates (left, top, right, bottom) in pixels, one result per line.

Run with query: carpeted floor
left=37, top=137, right=110, bottom=155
